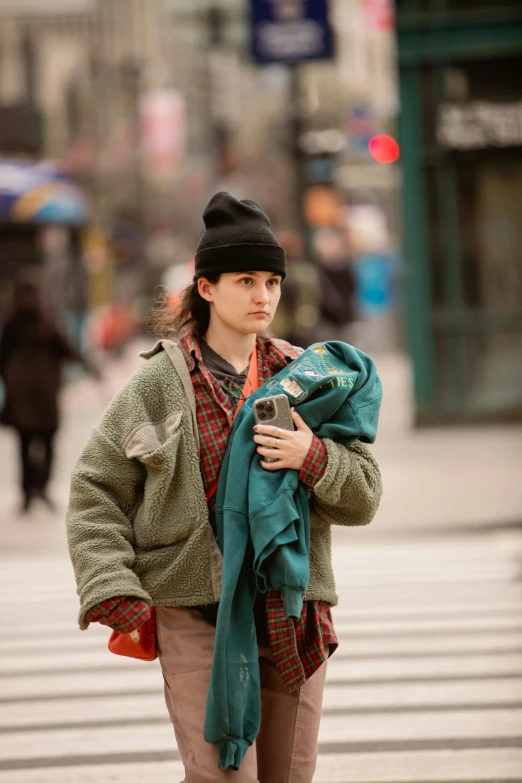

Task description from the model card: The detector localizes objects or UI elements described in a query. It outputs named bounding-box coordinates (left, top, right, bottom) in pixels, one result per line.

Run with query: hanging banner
left=251, top=0, right=334, bottom=64
left=361, top=0, right=393, bottom=31
left=140, top=90, right=186, bottom=181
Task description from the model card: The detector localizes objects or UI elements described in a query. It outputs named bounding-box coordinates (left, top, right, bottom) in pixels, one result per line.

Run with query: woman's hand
left=253, top=408, right=314, bottom=471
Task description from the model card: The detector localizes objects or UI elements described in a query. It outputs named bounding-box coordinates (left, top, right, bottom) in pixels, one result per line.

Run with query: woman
left=66, top=192, right=382, bottom=783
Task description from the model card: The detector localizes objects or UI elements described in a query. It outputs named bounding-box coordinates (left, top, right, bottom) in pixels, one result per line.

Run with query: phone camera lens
left=258, top=412, right=266, bottom=420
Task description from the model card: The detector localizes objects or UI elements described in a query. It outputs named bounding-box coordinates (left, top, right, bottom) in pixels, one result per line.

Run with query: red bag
left=108, top=346, right=260, bottom=661
left=108, top=607, right=158, bottom=661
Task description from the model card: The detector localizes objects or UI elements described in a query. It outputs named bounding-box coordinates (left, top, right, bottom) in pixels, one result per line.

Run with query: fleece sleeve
left=310, top=439, right=382, bottom=527
left=66, top=425, right=152, bottom=630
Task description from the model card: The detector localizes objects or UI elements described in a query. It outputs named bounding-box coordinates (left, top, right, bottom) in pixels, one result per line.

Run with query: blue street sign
left=251, top=0, right=334, bottom=64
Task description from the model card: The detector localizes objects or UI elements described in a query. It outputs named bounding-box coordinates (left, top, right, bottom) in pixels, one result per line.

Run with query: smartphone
left=253, top=394, right=295, bottom=463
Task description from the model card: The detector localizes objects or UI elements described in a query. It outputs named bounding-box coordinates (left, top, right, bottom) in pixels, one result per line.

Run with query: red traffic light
left=369, top=134, right=399, bottom=164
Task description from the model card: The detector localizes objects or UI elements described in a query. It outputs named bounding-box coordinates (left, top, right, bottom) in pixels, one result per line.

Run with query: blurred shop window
left=459, top=161, right=522, bottom=313
left=425, top=52, right=522, bottom=414
left=451, top=159, right=522, bottom=410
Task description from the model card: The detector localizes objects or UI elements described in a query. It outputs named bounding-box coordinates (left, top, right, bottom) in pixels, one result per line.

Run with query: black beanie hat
left=194, top=192, right=286, bottom=280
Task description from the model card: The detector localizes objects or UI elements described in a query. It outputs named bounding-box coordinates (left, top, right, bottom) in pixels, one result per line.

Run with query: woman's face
left=198, top=270, right=282, bottom=336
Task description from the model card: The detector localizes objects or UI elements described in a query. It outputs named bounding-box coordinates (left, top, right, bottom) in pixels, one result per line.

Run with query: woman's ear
left=197, top=277, right=213, bottom=302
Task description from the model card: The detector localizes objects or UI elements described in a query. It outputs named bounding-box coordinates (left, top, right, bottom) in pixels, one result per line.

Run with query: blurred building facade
left=396, top=0, right=522, bottom=424
left=1, top=0, right=400, bottom=351
left=0, top=0, right=167, bottom=339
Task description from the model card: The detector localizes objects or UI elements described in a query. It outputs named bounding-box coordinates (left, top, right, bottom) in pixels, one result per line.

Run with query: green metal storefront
left=396, top=1, right=522, bottom=424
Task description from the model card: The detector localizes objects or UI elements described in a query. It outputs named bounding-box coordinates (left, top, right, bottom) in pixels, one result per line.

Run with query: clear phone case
left=253, top=394, right=295, bottom=462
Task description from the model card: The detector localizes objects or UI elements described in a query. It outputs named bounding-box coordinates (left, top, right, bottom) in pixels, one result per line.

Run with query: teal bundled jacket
left=204, top=341, right=382, bottom=770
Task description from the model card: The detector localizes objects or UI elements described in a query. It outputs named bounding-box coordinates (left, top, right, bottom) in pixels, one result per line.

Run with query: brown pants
left=156, top=607, right=327, bottom=783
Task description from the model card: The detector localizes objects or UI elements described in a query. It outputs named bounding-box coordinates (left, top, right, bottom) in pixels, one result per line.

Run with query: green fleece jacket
left=66, top=338, right=382, bottom=635
left=205, top=342, right=382, bottom=770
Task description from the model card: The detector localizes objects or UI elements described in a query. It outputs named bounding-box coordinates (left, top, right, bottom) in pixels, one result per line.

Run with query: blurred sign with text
left=437, top=101, right=522, bottom=150
left=251, top=0, right=334, bottom=64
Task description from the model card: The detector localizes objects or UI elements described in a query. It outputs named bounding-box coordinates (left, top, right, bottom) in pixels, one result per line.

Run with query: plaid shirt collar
left=179, top=333, right=300, bottom=382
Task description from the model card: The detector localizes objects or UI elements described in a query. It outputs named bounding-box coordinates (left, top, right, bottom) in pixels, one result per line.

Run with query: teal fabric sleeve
left=204, top=341, right=383, bottom=771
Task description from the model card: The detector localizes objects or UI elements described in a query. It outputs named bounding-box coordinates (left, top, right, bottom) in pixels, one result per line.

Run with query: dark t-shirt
left=198, top=338, right=248, bottom=406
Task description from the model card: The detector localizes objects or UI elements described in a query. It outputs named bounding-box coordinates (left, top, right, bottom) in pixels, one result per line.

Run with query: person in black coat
left=0, top=280, right=95, bottom=512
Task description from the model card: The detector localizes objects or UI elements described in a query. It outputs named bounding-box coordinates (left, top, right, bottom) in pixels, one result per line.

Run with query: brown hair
left=150, top=276, right=220, bottom=339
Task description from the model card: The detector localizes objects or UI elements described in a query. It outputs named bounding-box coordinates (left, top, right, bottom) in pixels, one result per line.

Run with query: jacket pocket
left=123, top=411, right=183, bottom=461
left=129, top=413, right=189, bottom=547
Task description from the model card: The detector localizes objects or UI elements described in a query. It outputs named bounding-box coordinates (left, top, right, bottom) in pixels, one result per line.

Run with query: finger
left=254, top=434, right=283, bottom=446
left=130, top=630, right=140, bottom=643
left=257, top=447, right=282, bottom=458
left=260, top=459, right=284, bottom=471
left=254, top=424, right=290, bottom=439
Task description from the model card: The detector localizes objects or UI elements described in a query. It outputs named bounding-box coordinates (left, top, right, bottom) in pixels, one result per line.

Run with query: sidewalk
left=370, top=351, right=522, bottom=537
left=1, top=342, right=521, bottom=556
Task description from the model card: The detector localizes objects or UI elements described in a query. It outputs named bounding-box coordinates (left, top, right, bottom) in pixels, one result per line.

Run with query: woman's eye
left=267, top=279, right=279, bottom=288
left=240, top=278, right=252, bottom=285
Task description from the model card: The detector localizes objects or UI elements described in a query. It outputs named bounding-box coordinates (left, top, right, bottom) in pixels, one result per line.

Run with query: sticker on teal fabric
left=280, top=377, right=307, bottom=401
left=292, top=359, right=322, bottom=378
left=309, top=344, right=345, bottom=375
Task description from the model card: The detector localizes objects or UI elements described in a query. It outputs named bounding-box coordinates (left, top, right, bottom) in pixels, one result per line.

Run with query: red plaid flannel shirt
left=86, top=595, right=151, bottom=634
left=87, top=333, right=338, bottom=690
left=180, top=333, right=337, bottom=690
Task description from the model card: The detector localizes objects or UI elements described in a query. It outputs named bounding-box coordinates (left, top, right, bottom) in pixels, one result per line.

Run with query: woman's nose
left=254, top=286, right=270, bottom=303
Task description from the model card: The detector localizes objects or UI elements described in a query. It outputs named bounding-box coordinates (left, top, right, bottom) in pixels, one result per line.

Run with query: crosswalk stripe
left=1, top=750, right=521, bottom=783
left=1, top=651, right=522, bottom=681
left=2, top=629, right=522, bottom=657
left=1, top=710, right=522, bottom=764
left=0, top=534, right=520, bottom=781
left=4, top=614, right=522, bottom=634
left=2, top=679, right=522, bottom=730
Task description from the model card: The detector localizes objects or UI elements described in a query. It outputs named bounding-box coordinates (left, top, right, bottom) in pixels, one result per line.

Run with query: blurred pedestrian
left=271, top=230, right=319, bottom=348
left=313, top=228, right=357, bottom=344
left=0, top=279, right=96, bottom=513
left=66, top=193, right=382, bottom=782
